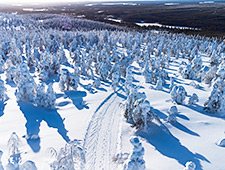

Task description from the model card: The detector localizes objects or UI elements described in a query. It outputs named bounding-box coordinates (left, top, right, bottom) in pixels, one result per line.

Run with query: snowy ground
left=0, top=52, right=225, bottom=170
left=0, top=13, right=225, bottom=170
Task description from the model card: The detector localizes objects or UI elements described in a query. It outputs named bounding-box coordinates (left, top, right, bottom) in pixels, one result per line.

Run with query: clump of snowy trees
left=49, top=140, right=85, bottom=170
left=123, top=137, right=145, bottom=170
left=124, top=87, right=159, bottom=131
left=59, top=69, right=79, bottom=91
left=204, top=78, right=225, bottom=113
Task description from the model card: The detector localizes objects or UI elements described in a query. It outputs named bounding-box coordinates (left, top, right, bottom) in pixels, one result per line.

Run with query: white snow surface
left=0, top=14, right=225, bottom=170
left=1, top=57, right=224, bottom=170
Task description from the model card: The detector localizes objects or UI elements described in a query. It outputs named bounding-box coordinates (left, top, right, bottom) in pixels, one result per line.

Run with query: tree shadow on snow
left=96, top=86, right=107, bottom=92
left=177, top=113, right=190, bottom=121
left=136, top=123, right=210, bottom=170
left=0, top=101, right=6, bottom=117
left=151, top=107, right=167, bottom=119
left=18, top=102, right=70, bottom=153
left=170, top=122, right=200, bottom=137
left=183, top=104, right=225, bottom=120
left=65, top=91, right=89, bottom=110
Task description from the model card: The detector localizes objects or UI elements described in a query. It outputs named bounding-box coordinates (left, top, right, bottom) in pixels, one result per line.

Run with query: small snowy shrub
left=170, top=85, right=187, bottom=104
left=167, top=113, right=177, bottom=123
left=183, top=161, right=196, bottom=170
left=111, top=71, right=120, bottom=91
left=123, top=137, right=145, bottom=170
left=50, top=140, right=85, bottom=170
left=155, top=77, right=163, bottom=90
left=93, top=77, right=101, bottom=88
left=168, top=105, right=178, bottom=115
left=7, top=132, right=21, bottom=165
left=188, top=93, right=199, bottom=105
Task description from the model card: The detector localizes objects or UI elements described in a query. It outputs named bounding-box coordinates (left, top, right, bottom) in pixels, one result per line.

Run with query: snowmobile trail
left=83, top=91, right=123, bottom=170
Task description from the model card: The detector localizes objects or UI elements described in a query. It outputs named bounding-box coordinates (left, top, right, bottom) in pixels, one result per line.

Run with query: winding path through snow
left=83, top=92, right=124, bottom=170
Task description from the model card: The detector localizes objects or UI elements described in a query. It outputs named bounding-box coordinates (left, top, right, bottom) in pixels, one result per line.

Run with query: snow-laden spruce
left=167, top=105, right=178, bottom=122
left=123, top=137, right=145, bottom=170
left=188, top=93, right=199, bottom=105
left=15, top=63, right=37, bottom=102
left=111, top=71, right=120, bottom=91
left=170, top=85, right=187, bottom=104
left=204, top=78, right=225, bottom=113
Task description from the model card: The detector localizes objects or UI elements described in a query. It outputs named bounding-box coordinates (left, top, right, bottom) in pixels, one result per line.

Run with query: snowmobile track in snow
left=83, top=92, right=123, bottom=170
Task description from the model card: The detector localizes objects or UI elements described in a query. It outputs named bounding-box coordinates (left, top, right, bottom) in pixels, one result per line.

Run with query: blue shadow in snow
left=96, top=87, right=107, bottom=92
left=57, top=101, right=70, bottom=107
left=19, top=102, right=70, bottom=153
left=171, top=122, right=200, bottom=137
left=116, top=92, right=126, bottom=100
left=136, top=123, right=210, bottom=170
left=184, top=104, right=225, bottom=120
left=65, top=91, right=89, bottom=110
left=177, top=114, right=190, bottom=121
left=151, top=108, right=167, bottom=119
left=0, top=102, right=6, bottom=117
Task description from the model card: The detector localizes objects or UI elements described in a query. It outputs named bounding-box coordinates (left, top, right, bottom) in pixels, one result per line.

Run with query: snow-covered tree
left=124, top=88, right=146, bottom=122
left=168, top=105, right=178, bottom=115
left=167, top=105, right=178, bottom=122
left=69, top=74, right=79, bottom=91
left=169, top=77, right=175, bottom=92
left=170, top=85, right=187, bottom=104
left=59, top=69, right=79, bottom=91
left=132, top=99, right=154, bottom=130
left=155, top=77, right=163, bottom=90
left=50, top=140, right=85, bottom=170
left=15, top=64, right=36, bottom=102
left=123, top=137, right=145, bottom=170
left=0, top=79, right=7, bottom=101
left=111, top=71, right=120, bottom=92
left=59, top=69, right=70, bottom=91
left=35, top=83, right=56, bottom=109
left=125, top=67, right=134, bottom=96
left=204, top=78, right=225, bottom=113
left=188, top=93, right=199, bottom=105
left=93, top=77, right=101, bottom=88
left=183, top=161, right=196, bottom=170
left=167, top=112, right=177, bottom=123
left=142, top=61, right=153, bottom=83
left=7, top=132, right=21, bottom=166
left=45, top=83, right=56, bottom=109
left=35, top=83, right=46, bottom=108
